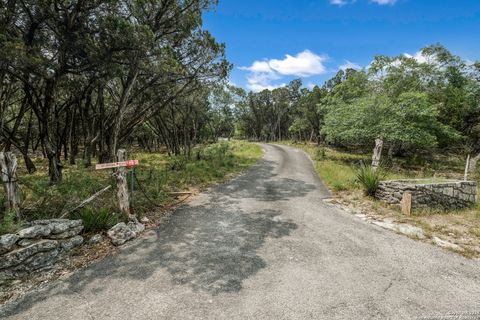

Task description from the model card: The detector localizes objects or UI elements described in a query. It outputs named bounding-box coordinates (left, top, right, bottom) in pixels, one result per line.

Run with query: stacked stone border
left=0, top=219, right=84, bottom=280
left=376, top=179, right=477, bottom=209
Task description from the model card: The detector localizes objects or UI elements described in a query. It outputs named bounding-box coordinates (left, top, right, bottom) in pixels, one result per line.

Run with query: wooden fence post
left=371, top=138, right=383, bottom=171
left=401, top=192, right=412, bottom=216
left=116, top=149, right=132, bottom=219
left=464, top=154, right=470, bottom=181
left=0, top=152, right=22, bottom=219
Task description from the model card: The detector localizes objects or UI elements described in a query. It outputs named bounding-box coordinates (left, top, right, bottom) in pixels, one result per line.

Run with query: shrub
left=356, top=161, right=383, bottom=197
left=71, top=207, right=120, bottom=233
left=0, top=210, right=21, bottom=235
left=169, top=156, right=187, bottom=171
left=314, top=147, right=326, bottom=161
left=203, top=141, right=231, bottom=160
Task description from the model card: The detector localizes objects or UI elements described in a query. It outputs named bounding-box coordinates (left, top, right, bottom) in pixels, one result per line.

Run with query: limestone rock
left=59, top=235, right=84, bottom=250
left=18, top=249, right=61, bottom=272
left=432, top=237, right=463, bottom=251
left=0, top=240, right=59, bottom=269
left=17, top=238, right=40, bottom=247
left=17, top=224, right=53, bottom=239
left=107, top=223, right=137, bottom=246
left=48, top=226, right=84, bottom=239
left=0, top=234, right=19, bottom=254
left=89, top=234, right=104, bottom=244
left=396, top=224, right=425, bottom=239
left=127, top=221, right=145, bottom=234
left=30, top=219, right=83, bottom=234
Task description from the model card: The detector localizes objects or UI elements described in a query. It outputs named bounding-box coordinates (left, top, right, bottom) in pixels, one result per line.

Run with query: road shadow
left=215, top=159, right=317, bottom=201
left=0, top=158, right=312, bottom=316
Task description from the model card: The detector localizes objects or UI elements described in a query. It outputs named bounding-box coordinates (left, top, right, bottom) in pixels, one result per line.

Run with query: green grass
left=276, top=141, right=475, bottom=195
left=0, top=140, right=262, bottom=235
left=71, top=208, right=121, bottom=233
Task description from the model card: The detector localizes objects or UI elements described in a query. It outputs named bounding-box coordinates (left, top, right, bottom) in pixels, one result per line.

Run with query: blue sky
left=203, top=0, right=480, bottom=91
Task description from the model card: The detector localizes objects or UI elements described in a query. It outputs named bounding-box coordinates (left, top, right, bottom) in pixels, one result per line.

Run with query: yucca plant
left=355, top=161, right=383, bottom=197
left=71, top=208, right=120, bottom=233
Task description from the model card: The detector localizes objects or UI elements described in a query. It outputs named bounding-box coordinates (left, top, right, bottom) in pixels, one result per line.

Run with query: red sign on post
left=95, top=160, right=139, bottom=170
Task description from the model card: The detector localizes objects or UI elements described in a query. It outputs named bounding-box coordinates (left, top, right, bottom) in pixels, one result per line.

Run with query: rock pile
left=107, top=220, right=145, bottom=246
left=0, top=219, right=84, bottom=279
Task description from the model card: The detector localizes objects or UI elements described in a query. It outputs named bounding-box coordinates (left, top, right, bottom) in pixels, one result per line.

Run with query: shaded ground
left=1, top=144, right=480, bottom=319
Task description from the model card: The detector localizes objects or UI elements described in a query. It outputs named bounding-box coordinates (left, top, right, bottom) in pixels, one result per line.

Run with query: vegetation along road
left=1, top=144, right=479, bottom=320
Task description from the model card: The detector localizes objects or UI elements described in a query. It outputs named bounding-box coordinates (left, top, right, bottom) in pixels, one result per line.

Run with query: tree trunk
left=0, top=152, right=22, bottom=219
left=371, top=138, right=384, bottom=171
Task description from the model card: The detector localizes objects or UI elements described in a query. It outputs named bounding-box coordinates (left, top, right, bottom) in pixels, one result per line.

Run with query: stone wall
left=376, top=180, right=477, bottom=209
left=0, top=219, right=84, bottom=280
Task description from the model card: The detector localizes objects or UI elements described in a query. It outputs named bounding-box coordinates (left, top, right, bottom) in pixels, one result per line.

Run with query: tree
left=322, top=92, right=459, bottom=163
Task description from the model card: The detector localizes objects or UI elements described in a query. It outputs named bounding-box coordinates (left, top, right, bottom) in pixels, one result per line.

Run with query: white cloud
left=330, top=0, right=357, bottom=6
left=371, top=0, right=397, bottom=5
left=240, top=50, right=328, bottom=92
left=330, top=0, right=348, bottom=6
left=269, top=50, right=327, bottom=77
left=403, top=51, right=434, bottom=64
left=248, top=82, right=287, bottom=92
left=340, top=60, right=362, bottom=71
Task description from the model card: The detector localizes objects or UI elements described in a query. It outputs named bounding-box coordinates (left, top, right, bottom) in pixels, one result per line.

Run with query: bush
left=356, top=162, right=383, bottom=196
left=169, top=156, right=187, bottom=171
left=71, top=207, right=120, bottom=233
left=202, top=141, right=231, bottom=160
left=0, top=210, right=22, bottom=235
left=314, top=147, right=326, bottom=161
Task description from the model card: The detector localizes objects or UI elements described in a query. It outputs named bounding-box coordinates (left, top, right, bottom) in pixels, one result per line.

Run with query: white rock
left=17, top=224, right=53, bottom=239
left=396, top=224, right=426, bottom=239
left=60, top=235, right=84, bottom=250
left=127, top=221, right=145, bottom=234
left=89, top=234, right=104, bottom=244
left=48, top=226, right=84, bottom=239
left=432, top=237, right=464, bottom=251
left=107, top=223, right=137, bottom=246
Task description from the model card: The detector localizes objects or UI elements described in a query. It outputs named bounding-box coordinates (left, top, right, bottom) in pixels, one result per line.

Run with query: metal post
left=130, top=168, right=135, bottom=209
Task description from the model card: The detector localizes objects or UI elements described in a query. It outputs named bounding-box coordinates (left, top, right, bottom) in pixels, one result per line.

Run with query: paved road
left=1, top=144, right=480, bottom=319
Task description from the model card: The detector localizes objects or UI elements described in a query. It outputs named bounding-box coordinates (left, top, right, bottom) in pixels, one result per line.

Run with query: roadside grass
left=0, top=140, right=262, bottom=235
left=278, top=140, right=480, bottom=258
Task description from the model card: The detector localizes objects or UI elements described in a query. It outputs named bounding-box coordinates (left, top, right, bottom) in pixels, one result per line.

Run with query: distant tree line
left=0, top=0, right=231, bottom=183
left=233, top=45, right=480, bottom=170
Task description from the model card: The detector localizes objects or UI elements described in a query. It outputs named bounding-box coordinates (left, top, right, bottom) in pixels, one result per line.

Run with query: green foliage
left=71, top=208, right=120, bottom=233
left=355, top=162, right=384, bottom=197
left=19, top=168, right=113, bottom=221
left=322, top=92, right=460, bottom=149
left=314, top=147, right=326, bottom=161
left=0, top=210, right=22, bottom=235
left=202, top=141, right=232, bottom=160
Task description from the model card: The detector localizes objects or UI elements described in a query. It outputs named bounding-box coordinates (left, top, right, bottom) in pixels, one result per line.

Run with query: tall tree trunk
left=42, top=79, right=63, bottom=184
